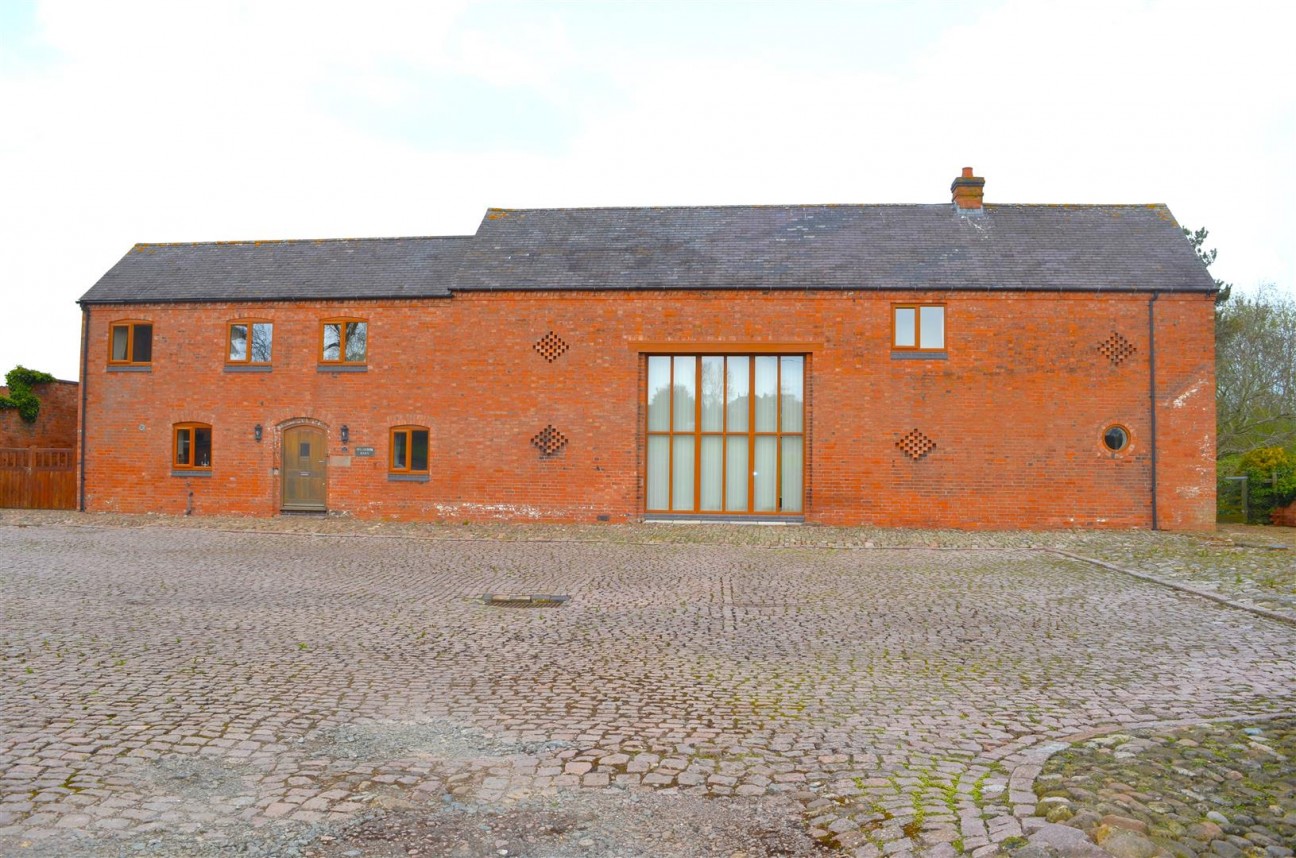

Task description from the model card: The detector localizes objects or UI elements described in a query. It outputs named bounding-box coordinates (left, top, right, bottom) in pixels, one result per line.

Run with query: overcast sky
left=2, top=0, right=1293, bottom=381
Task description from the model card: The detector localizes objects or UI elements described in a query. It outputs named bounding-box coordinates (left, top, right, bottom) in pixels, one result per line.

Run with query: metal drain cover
left=482, top=593, right=570, bottom=608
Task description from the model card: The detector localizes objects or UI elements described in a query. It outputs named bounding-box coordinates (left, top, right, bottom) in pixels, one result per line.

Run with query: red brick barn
left=76, top=170, right=1218, bottom=529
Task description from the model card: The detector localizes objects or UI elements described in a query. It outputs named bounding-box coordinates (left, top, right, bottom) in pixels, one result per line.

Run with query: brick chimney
left=951, top=166, right=985, bottom=211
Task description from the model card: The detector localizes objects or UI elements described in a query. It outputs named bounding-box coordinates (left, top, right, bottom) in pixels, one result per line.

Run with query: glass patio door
left=646, top=354, right=804, bottom=515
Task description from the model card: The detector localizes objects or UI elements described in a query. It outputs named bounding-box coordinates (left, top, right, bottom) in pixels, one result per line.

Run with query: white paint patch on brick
left=1171, top=378, right=1206, bottom=408
left=433, top=502, right=544, bottom=519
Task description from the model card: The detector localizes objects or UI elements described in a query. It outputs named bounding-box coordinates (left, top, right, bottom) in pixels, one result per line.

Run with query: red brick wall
left=1273, top=503, right=1296, bottom=528
left=1153, top=296, right=1217, bottom=531
left=0, top=380, right=79, bottom=450
left=79, top=291, right=1216, bottom=529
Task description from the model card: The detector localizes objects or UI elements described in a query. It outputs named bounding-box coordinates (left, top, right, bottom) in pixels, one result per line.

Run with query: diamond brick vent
left=1098, top=332, right=1136, bottom=366
left=534, top=331, right=569, bottom=363
left=531, top=425, right=568, bottom=457
left=897, top=429, right=936, bottom=461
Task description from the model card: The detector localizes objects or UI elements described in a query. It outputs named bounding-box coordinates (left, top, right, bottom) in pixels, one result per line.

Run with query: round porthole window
left=1103, top=425, right=1130, bottom=452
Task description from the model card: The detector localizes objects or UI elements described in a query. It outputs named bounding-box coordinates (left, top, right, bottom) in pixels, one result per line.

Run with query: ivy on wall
left=0, top=366, right=57, bottom=423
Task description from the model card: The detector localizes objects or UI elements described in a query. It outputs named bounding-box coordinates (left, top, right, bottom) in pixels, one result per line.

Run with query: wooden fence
left=0, top=448, right=76, bottom=510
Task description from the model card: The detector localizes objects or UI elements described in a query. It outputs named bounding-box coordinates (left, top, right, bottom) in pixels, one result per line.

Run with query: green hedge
left=1236, top=447, right=1296, bottom=524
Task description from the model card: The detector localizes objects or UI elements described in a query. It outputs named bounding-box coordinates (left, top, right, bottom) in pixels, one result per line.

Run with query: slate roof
left=79, top=236, right=469, bottom=304
left=79, top=202, right=1215, bottom=304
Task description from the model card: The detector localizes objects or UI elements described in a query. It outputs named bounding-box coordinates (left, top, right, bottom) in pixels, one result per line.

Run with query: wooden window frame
left=646, top=353, right=806, bottom=516
left=892, top=304, right=946, bottom=352
left=320, top=318, right=368, bottom=365
left=389, top=426, right=430, bottom=475
left=107, top=320, right=154, bottom=366
left=1102, top=423, right=1132, bottom=454
left=173, top=422, right=213, bottom=471
left=226, top=320, right=274, bottom=365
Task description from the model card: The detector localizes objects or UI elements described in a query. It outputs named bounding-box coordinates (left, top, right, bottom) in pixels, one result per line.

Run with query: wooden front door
left=282, top=426, right=327, bottom=511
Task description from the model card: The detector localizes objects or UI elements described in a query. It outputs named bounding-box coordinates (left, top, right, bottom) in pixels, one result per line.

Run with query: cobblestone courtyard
left=1, top=516, right=1294, bottom=857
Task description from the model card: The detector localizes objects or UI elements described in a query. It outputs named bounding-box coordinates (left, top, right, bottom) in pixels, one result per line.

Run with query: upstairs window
left=228, top=321, right=273, bottom=364
left=173, top=423, right=212, bottom=471
left=893, top=305, right=945, bottom=351
left=390, top=426, right=430, bottom=475
left=321, top=319, right=367, bottom=364
left=109, top=321, right=153, bottom=365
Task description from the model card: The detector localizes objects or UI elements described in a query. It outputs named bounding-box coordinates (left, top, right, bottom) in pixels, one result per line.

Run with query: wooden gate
left=0, top=448, right=76, bottom=510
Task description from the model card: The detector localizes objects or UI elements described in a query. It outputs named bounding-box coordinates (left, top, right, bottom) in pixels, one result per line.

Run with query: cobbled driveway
left=1, top=522, right=1294, bottom=857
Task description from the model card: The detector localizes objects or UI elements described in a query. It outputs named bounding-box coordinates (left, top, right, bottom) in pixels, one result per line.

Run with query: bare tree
left=1216, top=284, right=1296, bottom=457
left=1183, top=226, right=1232, bottom=305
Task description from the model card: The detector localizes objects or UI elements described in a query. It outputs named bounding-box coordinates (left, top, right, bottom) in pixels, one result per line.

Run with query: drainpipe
left=78, top=303, right=89, bottom=511
left=1148, top=292, right=1159, bottom=530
